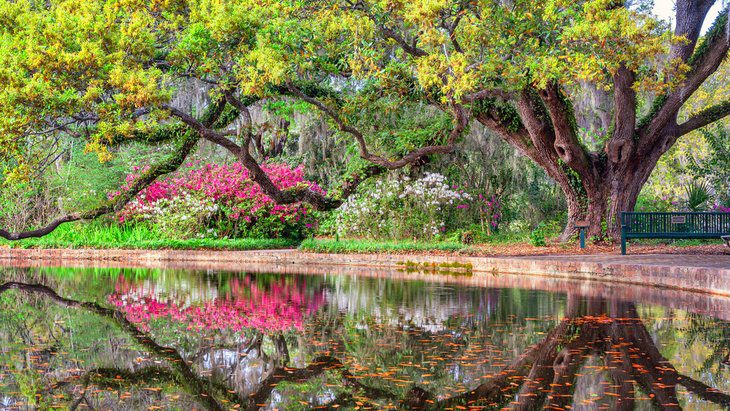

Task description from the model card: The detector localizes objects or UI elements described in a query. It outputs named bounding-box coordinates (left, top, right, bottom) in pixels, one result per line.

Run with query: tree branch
left=539, top=82, right=591, bottom=173
left=0, top=214, right=86, bottom=241
left=676, top=100, right=730, bottom=137
left=607, top=64, right=637, bottom=164
left=439, top=1, right=470, bottom=54
left=164, top=104, right=343, bottom=211
left=169, top=85, right=468, bottom=210
left=347, top=1, right=428, bottom=58
left=0, top=282, right=238, bottom=411
left=0, top=99, right=229, bottom=241
left=246, top=355, right=397, bottom=411
left=640, top=9, right=729, bottom=147
left=286, top=82, right=469, bottom=170
left=671, top=0, right=717, bottom=63
left=676, top=372, right=730, bottom=407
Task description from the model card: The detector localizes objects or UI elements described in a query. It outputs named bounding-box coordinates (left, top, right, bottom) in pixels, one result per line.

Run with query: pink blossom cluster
left=111, top=161, right=324, bottom=235
left=714, top=205, right=730, bottom=213
left=478, top=193, right=502, bottom=228
left=107, top=275, right=326, bottom=334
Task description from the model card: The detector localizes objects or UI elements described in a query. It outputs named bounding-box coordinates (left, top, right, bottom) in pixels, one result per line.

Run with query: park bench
left=621, top=212, right=730, bottom=255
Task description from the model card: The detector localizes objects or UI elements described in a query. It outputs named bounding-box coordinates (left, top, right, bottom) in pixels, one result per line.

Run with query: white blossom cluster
left=335, top=173, right=469, bottom=239
left=400, top=173, right=471, bottom=205
left=132, top=190, right=218, bottom=238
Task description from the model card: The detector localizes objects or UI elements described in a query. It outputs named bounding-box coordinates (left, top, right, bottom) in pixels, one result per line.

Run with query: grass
left=2, top=221, right=722, bottom=254
left=298, top=238, right=470, bottom=253
left=0, top=221, right=470, bottom=253
left=0, top=222, right=298, bottom=251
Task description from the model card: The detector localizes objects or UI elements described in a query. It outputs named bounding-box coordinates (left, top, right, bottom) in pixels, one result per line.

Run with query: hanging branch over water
left=0, top=99, right=227, bottom=241
left=285, top=83, right=471, bottom=170
left=0, top=281, right=237, bottom=411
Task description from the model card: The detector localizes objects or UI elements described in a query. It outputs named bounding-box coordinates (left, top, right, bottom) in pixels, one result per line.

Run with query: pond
left=0, top=265, right=729, bottom=410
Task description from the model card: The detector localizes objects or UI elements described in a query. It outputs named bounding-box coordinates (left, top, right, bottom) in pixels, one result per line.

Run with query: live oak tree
left=1, top=0, right=729, bottom=241
left=298, top=0, right=730, bottom=240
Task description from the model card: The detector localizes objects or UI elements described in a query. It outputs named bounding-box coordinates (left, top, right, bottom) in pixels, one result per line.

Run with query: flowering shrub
left=112, top=162, right=322, bottom=239
left=334, top=173, right=472, bottom=239
left=473, top=193, right=502, bottom=235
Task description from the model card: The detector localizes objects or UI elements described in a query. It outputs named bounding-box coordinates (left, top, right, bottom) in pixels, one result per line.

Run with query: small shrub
left=460, top=230, right=474, bottom=245
left=529, top=223, right=548, bottom=247
left=334, top=173, right=471, bottom=240
left=684, top=180, right=712, bottom=212
left=635, top=194, right=674, bottom=212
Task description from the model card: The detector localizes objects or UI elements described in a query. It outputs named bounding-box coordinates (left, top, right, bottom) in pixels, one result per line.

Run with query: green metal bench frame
left=621, top=212, right=730, bottom=255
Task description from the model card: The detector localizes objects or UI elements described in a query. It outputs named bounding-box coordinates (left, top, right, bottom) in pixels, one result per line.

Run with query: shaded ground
left=469, top=242, right=730, bottom=257
left=527, top=253, right=730, bottom=270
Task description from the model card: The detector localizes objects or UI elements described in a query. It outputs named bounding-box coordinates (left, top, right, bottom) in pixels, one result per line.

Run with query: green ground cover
left=298, top=238, right=470, bottom=253
left=1, top=221, right=723, bottom=253
left=0, top=222, right=297, bottom=251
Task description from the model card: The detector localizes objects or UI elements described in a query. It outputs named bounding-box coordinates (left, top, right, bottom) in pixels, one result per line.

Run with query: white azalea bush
left=334, top=173, right=471, bottom=240
left=130, top=189, right=219, bottom=239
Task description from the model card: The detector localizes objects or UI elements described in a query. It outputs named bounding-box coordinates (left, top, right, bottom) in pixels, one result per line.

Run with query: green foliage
left=683, top=180, right=712, bottom=212
left=689, top=126, right=730, bottom=205
left=298, top=238, right=468, bottom=253
left=0, top=221, right=297, bottom=250
left=53, top=142, right=169, bottom=212
left=0, top=0, right=726, bottom=245
left=14, top=368, right=47, bottom=408
left=635, top=194, right=673, bottom=212
left=471, top=98, right=523, bottom=133
left=529, top=222, right=549, bottom=247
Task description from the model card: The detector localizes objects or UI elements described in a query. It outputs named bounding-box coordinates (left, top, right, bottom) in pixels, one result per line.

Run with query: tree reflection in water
left=0, top=268, right=729, bottom=410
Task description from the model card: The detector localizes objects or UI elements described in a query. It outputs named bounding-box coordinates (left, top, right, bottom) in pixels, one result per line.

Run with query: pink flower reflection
left=107, top=275, right=326, bottom=334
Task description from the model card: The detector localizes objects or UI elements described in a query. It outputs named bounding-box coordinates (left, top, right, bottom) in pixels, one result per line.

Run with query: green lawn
left=298, top=238, right=470, bottom=253
left=1, top=220, right=475, bottom=253
left=0, top=222, right=298, bottom=251
left=3, top=221, right=722, bottom=253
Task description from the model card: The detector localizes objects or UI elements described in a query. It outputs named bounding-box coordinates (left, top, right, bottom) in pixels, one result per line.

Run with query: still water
left=0, top=265, right=729, bottom=410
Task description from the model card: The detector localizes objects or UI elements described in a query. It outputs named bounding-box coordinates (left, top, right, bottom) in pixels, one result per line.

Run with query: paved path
left=527, top=254, right=730, bottom=269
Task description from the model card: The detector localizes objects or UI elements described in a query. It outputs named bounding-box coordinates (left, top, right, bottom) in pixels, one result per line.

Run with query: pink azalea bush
left=107, top=275, right=326, bottom=334
left=111, top=162, right=324, bottom=238
left=475, top=193, right=502, bottom=234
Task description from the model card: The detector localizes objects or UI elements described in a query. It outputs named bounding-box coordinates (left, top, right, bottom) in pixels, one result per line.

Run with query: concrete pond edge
left=2, top=247, right=730, bottom=297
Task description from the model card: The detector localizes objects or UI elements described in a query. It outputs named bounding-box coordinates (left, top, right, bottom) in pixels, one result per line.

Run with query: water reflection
left=0, top=266, right=729, bottom=410
left=109, top=274, right=326, bottom=333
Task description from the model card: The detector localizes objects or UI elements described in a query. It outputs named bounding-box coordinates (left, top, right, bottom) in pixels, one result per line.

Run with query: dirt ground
left=464, top=242, right=730, bottom=257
